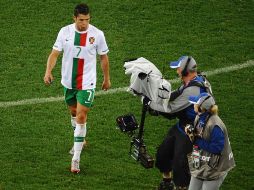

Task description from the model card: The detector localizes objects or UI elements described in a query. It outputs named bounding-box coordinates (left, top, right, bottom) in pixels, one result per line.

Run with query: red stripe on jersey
left=76, top=59, right=85, bottom=90
left=80, top=33, right=87, bottom=46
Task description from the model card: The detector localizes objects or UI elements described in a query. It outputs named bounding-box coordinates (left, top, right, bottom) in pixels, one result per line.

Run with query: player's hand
left=101, top=79, right=111, bottom=91
left=44, top=73, right=54, bottom=85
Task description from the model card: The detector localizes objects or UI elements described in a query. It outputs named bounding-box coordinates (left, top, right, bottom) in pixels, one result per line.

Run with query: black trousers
left=155, top=123, right=193, bottom=186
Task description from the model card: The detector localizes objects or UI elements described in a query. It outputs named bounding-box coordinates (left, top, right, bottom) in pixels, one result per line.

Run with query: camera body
left=116, top=113, right=154, bottom=169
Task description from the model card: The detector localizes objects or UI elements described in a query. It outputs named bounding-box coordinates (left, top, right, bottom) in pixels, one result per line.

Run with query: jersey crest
left=89, top=37, right=95, bottom=44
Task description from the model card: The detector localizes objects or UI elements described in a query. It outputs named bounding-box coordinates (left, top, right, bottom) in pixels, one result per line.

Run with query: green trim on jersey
left=74, top=32, right=81, bottom=46
left=72, top=58, right=79, bottom=88
left=72, top=32, right=87, bottom=89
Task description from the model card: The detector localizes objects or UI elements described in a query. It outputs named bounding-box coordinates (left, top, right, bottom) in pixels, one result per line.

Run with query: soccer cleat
left=157, top=180, right=174, bottom=190
left=71, top=160, right=80, bottom=173
left=69, top=140, right=87, bottom=155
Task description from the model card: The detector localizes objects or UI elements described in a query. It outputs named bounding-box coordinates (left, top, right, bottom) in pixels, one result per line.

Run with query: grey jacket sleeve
left=149, top=86, right=201, bottom=113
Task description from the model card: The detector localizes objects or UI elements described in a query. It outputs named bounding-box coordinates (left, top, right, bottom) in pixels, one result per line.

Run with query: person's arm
left=44, top=49, right=61, bottom=85
left=149, top=86, right=200, bottom=113
left=169, top=87, right=182, bottom=101
left=168, top=87, right=200, bottom=113
left=100, top=54, right=111, bottom=90
left=195, top=125, right=225, bottom=154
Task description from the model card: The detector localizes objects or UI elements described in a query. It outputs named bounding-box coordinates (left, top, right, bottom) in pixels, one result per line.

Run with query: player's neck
left=75, top=24, right=89, bottom=32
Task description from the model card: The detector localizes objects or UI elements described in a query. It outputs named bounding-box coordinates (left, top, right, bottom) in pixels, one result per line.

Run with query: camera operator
left=149, top=56, right=213, bottom=190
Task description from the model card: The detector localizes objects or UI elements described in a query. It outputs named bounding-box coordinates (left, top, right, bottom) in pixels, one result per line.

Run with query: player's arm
left=44, top=49, right=61, bottom=85
left=100, top=54, right=111, bottom=90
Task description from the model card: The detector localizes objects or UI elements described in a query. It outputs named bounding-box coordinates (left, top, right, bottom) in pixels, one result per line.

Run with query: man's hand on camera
left=141, top=96, right=151, bottom=105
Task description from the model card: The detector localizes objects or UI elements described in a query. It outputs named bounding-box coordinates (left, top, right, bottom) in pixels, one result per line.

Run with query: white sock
left=71, top=116, right=76, bottom=130
left=72, top=123, right=86, bottom=161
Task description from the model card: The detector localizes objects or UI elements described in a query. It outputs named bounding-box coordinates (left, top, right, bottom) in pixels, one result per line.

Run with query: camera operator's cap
left=189, top=92, right=215, bottom=110
left=169, top=55, right=197, bottom=72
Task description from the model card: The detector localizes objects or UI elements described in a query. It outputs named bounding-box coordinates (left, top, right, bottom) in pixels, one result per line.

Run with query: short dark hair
left=74, top=3, right=90, bottom=17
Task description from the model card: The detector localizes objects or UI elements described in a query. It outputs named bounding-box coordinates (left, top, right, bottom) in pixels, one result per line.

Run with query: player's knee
left=70, top=108, right=76, bottom=115
left=69, top=105, right=77, bottom=115
left=77, top=115, right=86, bottom=122
left=76, top=111, right=88, bottom=123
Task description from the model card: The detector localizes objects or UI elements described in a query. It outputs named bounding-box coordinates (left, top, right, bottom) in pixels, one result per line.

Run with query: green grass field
left=0, top=0, right=254, bottom=189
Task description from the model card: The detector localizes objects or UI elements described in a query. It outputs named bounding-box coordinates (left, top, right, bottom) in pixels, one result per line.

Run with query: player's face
left=74, top=14, right=90, bottom=32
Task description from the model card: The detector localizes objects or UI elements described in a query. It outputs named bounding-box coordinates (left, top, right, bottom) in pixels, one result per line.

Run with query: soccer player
left=44, top=3, right=111, bottom=173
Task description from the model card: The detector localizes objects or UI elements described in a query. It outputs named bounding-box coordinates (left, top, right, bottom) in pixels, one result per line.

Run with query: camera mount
left=116, top=96, right=154, bottom=169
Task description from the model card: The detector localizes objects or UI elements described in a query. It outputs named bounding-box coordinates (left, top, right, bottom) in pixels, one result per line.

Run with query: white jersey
left=53, top=23, right=109, bottom=90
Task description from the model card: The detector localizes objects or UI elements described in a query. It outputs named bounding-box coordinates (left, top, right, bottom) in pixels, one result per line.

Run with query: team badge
left=89, top=37, right=95, bottom=44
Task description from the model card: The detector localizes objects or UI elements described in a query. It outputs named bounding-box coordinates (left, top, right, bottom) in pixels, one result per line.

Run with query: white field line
left=0, top=60, right=253, bottom=108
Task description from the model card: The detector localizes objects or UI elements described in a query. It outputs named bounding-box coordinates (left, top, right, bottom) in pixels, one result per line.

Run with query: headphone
left=198, top=95, right=212, bottom=112
left=181, top=56, right=192, bottom=77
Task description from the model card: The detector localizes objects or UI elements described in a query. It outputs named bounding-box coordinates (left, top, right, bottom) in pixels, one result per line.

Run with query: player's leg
left=64, top=88, right=80, bottom=155
left=71, top=103, right=88, bottom=173
left=68, top=104, right=88, bottom=155
left=68, top=105, right=80, bottom=155
left=64, top=88, right=77, bottom=150
left=72, top=102, right=89, bottom=161
left=64, top=87, right=77, bottom=130
left=71, top=89, right=94, bottom=173
left=64, top=87, right=88, bottom=155
left=69, top=106, right=77, bottom=130
left=64, top=87, right=86, bottom=173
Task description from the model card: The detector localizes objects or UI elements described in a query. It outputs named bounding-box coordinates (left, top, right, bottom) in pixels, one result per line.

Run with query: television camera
left=116, top=57, right=171, bottom=169
left=116, top=97, right=154, bottom=169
